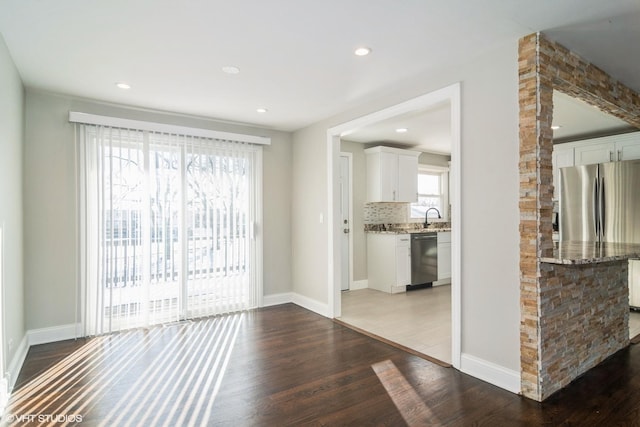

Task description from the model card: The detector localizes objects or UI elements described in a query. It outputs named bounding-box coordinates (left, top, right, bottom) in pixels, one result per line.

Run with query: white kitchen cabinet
left=616, top=138, right=640, bottom=161
left=435, top=231, right=451, bottom=285
left=630, top=260, right=640, bottom=309
left=574, top=141, right=616, bottom=165
left=395, top=235, right=411, bottom=289
left=552, top=144, right=575, bottom=200
left=367, top=234, right=410, bottom=293
left=573, top=132, right=640, bottom=165
left=365, top=146, right=420, bottom=203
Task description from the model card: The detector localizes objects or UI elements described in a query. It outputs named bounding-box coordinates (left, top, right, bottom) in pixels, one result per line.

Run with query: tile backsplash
left=363, top=202, right=410, bottom=224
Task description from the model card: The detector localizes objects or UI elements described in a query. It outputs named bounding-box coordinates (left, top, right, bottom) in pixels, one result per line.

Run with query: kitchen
left=337, top=89, right=640, bottom=368
left=337, top=100, right=455, bottom=365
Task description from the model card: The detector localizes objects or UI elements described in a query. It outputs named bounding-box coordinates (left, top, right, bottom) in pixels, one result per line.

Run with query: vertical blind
left=76, top=123, right=262, bottom=335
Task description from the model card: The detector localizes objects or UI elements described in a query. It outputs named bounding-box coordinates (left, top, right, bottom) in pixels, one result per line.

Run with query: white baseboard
left=460, top=353, right=521, bottom=394
left=7, top=335, right=28, bottom=391
left=27, top=323, right=81, bottom=347
left=262, top=292, right=293, bottom=307
left=291, top=293, right=330, bottom=318
left=350, top=280, right=368, bottom=290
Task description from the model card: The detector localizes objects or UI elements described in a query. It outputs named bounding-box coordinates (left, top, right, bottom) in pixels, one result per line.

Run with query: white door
left=340, top=154, right=351, bottom=291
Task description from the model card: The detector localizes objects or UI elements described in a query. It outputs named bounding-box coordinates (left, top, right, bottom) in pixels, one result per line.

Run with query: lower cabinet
left=367, top=234, right=410, bottom=293
left=435, top=231, right=452, bottom=285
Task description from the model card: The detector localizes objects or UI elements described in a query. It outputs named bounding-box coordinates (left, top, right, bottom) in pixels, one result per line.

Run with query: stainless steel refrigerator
left=559, top=159, right=640, bottom=306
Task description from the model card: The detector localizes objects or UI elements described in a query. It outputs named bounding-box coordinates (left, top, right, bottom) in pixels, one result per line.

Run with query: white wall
left=291, top=41, right=521, bottom=374
left=23, top=90, right=293, bottom=330
left=0, top=34, right=25, bottom=383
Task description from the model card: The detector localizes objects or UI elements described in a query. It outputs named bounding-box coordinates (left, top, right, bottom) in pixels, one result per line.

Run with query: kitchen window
left=411, top=167, right=449, bottom=220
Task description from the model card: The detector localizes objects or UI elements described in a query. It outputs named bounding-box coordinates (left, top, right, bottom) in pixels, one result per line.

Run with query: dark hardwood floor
left=5, top=303, right=640, bottom=426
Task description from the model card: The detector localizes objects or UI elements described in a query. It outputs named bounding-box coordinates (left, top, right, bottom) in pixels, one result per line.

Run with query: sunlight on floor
left=4, top=313, right=244, bottom=426
left=372, top=359, right=439, bottom=425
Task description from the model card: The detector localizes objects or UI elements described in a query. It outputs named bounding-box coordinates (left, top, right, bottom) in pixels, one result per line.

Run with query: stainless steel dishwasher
left=410, top=232, right=438, bottom=286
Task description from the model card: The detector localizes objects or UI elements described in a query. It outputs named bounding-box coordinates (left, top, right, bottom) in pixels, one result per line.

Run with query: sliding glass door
left=78, top=125, right=261, bottom=335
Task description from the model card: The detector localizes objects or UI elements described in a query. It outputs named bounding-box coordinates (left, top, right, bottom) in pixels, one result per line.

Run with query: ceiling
left=1, top=0, right=639, bottom=143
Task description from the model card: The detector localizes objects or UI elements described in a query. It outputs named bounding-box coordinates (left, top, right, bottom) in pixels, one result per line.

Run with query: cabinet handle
left=610, top=151, right=614, bottom=162
left=618, top=150, right=622, bottom=161
left=393, top=190, right=396, bottom=201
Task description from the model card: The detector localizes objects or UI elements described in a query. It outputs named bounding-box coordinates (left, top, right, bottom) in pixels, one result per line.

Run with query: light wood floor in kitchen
left=340, top=285, right=640, bottom=366
left=340, top=285, right=452, bottom=364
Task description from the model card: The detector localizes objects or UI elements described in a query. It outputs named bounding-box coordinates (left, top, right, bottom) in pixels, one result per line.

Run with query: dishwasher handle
left=411, top=234, right=437, bottom=240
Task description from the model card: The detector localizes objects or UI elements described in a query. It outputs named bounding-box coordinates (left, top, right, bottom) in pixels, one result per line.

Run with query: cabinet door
left=396, top=244, right=411, bottom=286
left=616, top=138, right=640, bottom=161
left=397, top=154, right=418, bottom=202
left=574, top=142, right=616, bottom=165
left=437, top=232, right=452, bottom=281
left=379, top=152, right=398, bottom=201
left=552, top=146, right=574, bottom=200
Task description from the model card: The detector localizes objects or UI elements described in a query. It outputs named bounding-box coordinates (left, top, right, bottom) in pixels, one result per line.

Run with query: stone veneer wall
left=539, top=261, right=629, bottom=398
left=519, top=33, right=640, bottom=401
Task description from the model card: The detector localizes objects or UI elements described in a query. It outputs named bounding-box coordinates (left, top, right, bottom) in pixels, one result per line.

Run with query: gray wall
left=291, top=40, right=521, bottom=372
left=23, top=90, right=293, bottom=330
left=419, top=152, right=451, bottom=167
left=0, top=35, right=25, bottom=376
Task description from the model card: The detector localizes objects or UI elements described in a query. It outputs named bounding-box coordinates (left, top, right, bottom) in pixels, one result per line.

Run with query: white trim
left=449, top=83, right=462, bottom=369
left=328, top=135, right=342, bottom=318
left=460, top=353, right=521, bottom=394
left=27, top=323, right=81, bottom=347
left=254, top=149, right=264, bottom=309
left=292, top=293, right=331, bottom=318
left=350, top=280, right=368, bottom=290
left=69, top=112, right=271, bottom=145
left=327, top=83, right=463, bottom=370
left=262, top=293, right=293, bottom=307
left=7, top=335, right=27, bottom=391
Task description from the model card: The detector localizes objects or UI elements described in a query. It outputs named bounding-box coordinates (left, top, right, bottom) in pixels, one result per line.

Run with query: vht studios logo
left=4, top=413, right=84, bottom=423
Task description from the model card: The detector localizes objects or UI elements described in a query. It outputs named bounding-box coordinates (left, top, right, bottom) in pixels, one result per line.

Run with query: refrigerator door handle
left=600, top=177, right=605, bottom=241
left=594, top=177, right=600, bottom=238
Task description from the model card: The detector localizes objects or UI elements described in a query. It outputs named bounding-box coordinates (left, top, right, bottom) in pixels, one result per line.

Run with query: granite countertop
left=366, top=227, right=452, bottom=235
left=540, top=241, right=640, bottom=265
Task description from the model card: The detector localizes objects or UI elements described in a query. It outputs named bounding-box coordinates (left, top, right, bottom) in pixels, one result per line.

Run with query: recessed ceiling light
left=396, top=128, right=408, bottom=133
left=115, top=82, right=131, bottom=90
left=222, top=66, right=240, bottom=75
left=551, top=125, right=562, bottom=130
left=354, top=47, right=371, bottom=56
left=256, top=108, right=268, bottom=113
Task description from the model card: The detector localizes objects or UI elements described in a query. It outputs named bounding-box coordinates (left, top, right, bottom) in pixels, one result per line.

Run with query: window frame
left=410, top=164, right=450, bottom=221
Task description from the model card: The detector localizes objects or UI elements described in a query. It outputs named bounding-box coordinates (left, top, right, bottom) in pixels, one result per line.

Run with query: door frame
left=326, top=82, right=462, bottom=369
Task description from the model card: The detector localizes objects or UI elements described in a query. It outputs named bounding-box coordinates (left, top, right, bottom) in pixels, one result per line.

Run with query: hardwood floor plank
left=7, top=303, right=640, bottom=426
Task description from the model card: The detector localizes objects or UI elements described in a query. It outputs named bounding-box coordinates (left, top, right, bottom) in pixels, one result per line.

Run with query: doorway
left=327, top=83, right=462, bottom=369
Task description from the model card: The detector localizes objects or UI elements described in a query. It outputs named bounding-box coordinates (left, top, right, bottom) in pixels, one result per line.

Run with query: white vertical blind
left=76, top=123, right=261, bottom=335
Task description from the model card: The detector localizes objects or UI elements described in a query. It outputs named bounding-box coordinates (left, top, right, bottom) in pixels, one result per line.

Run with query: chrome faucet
left=424, top=207, right=441, bottom=228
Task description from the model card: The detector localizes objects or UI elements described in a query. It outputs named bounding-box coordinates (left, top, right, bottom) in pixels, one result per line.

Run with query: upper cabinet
left=573, top=132, right=640, bottom=165
left=365, top=146, right=421, bottom=202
